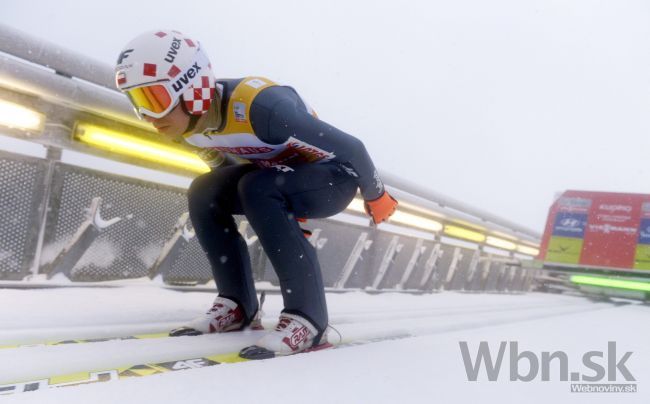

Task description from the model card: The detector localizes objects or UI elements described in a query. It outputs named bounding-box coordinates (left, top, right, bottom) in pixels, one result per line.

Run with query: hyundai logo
left=560, top=218, right=580, bottom=227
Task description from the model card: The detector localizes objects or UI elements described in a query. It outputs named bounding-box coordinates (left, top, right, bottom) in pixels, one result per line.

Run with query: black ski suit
left=185, top=77, right=385, bottom=333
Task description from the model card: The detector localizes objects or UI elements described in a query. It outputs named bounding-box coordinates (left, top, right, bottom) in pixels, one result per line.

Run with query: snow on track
left=0, top=287, right=646, bottom=403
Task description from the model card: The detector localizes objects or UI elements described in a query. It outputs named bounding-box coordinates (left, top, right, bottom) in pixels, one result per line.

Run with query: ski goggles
left=125, top=83, right=176, bottom=119
left=123, top=48, right=211, bottom=119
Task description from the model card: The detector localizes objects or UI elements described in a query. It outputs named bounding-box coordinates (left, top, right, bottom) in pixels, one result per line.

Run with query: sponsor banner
left=552, top=212, right=588, bottom=238
left=634, top=210, right=650, bottom=270
left=546, top=236, right=583, bottom=264
left=642, top=202, right=650, bottom=219
left=634, top=244, right=650, bottom=270
left=581, top=195, right=640, bottom=269
left=557, top=197, right=591, bottom=214
left=540, top=191, right=650, bottom=271
left=637, top=218, right=650, bottom=245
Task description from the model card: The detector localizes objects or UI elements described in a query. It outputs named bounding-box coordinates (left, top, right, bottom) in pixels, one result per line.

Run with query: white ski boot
left=170, top=293, right=264, bottom=337
left=239, top=312, right=331, bottom=359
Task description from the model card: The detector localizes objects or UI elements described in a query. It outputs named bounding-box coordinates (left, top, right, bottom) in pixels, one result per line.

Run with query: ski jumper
left=184, top=77, right=385, bottom=333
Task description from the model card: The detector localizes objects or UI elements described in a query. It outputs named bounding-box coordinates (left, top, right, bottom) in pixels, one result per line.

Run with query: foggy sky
left=2, top=0, right=650, bottom=232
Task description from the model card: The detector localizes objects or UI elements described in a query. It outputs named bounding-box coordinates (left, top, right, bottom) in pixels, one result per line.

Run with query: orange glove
left=364, top=192, right=398, bottom=224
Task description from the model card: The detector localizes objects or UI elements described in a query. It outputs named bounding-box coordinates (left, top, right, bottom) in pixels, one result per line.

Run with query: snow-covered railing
left=0, top=24, right=541, bottom=292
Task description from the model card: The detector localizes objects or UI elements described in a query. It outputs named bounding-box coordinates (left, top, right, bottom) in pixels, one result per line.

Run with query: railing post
left=396, top=238, right=426, bottom=290
left=148, top=212, right=195, bottom=281
left=442, top=247, right=463, bottom=290
left=44, top=197, right=121, bottom=279
left=334, top=232, right=373, bottom=289
left=370, top=235, right=403, bottom=290
left=419, top=242, right=443, bottom=290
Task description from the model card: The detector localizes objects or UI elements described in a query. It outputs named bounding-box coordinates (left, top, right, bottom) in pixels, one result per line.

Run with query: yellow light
left=486, top=236, right=517, bottom=251
left=0, top=99, right=44, bottom=131
left=397, top=200, right=445, bottom=219
left=521, top=241, right=539, bottom=248
left=491, top=231, right=517, bottom=241
left=75, top=123, right=209, bottom=174
left=444, top=225, right=486, bottom=243
left=391, top=210, right=443, bottom=232
left=450, top=219, right=487, bottom=232
left=517, top=245, right=540, bottom=256
left=346, top=199, right=442, bottom=231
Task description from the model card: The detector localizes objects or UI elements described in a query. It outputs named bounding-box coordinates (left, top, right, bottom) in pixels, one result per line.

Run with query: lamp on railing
left=0, top=99, right=44, bottom=132
left=485, top=236, right=517, bottom=251
left=391, top=210, right=444, bottom=232
left=346, top=198, right=444, bottom=232
left=516, top=245, right=539, bottom=256
left=73, top=122, right=209, bottom=174
left=347, top=199, right=541, bottom=256
left=443, top=225, right=486, bottom=243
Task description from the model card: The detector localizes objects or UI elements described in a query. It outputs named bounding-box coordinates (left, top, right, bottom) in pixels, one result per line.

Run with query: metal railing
left=0, top=23, right=542, bottom=293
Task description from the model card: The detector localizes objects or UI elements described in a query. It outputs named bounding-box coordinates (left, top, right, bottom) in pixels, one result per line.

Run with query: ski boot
left=170, top=292, right=265, bottom=337
left=239, top=312, right=331, bottom=359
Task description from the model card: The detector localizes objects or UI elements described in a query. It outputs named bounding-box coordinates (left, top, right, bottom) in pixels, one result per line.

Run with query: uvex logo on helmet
left=165, top=37, right=182, bottom=63
left=172, top=63, right=202, bottom=93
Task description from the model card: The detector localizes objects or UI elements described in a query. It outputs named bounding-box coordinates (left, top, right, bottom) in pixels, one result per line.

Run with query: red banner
left=539, top=190, right=650, bottom=271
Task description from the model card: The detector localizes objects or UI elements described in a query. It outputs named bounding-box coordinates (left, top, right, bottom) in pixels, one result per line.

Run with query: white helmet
left=115, top=29, right=216, bottom=119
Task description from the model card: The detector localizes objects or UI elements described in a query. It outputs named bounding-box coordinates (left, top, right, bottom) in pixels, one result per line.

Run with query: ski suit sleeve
left=250, top=86, right=385, bottom=201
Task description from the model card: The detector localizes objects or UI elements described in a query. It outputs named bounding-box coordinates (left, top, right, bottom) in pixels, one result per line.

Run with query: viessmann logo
left=459, top=341, right=637, bottom=393
left=589, top=224, right=637, bottom=235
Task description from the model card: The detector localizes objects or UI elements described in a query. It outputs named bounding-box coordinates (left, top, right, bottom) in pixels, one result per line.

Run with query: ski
left=0, top=324, right=271, bottom=350
left=0, top=332, right=170, bottom=350
left=0, top=334, right=410, bottom=395
left=1, top=292, right=270, bottom=350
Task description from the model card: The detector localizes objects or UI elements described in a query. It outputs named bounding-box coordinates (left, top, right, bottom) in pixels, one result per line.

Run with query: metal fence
left=0, top=151, right=47, bottom=280
left=0, top=149, right=539, bottom=292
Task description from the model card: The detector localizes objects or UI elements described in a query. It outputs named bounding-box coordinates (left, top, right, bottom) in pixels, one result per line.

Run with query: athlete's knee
left=237, top=170, right=274, bottom=203
left=187, top=171, right=229, bottom=214
left=188, top=171, right=211, bottom=196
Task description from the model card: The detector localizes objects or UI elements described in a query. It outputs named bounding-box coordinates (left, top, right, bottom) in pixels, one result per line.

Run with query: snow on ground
left=0, top=286, right=647, bottom=404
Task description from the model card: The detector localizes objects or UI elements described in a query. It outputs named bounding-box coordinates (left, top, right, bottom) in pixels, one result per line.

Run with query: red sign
left=581, top=194, right=640, bottom=268
left=539, top=190, right=650, bottom=271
